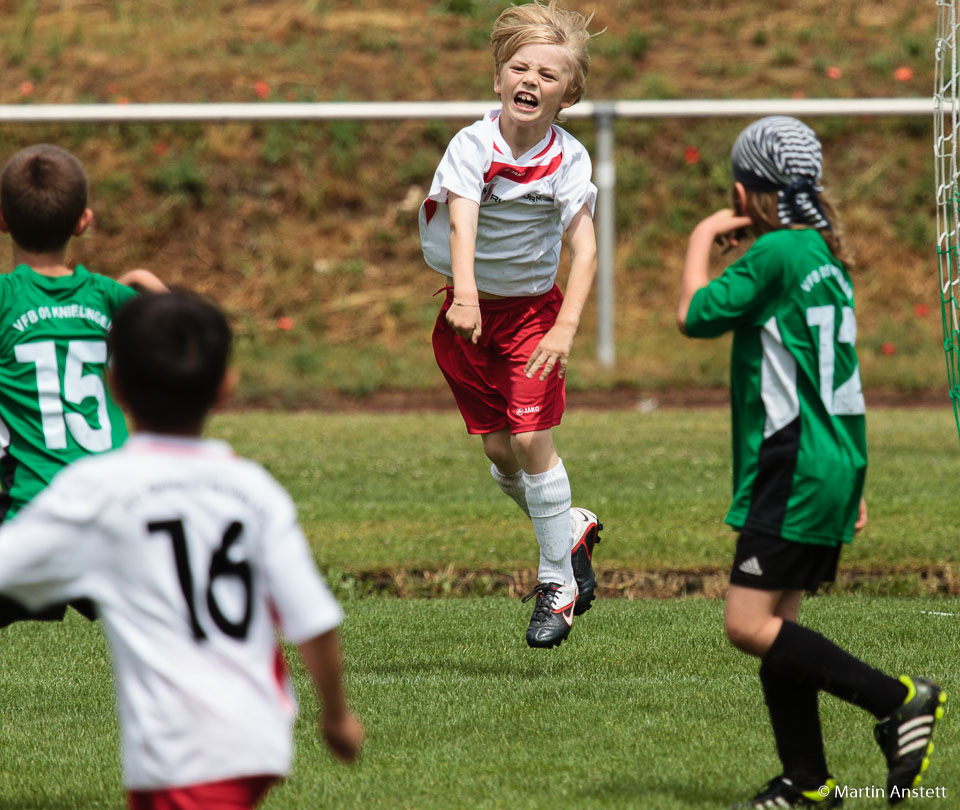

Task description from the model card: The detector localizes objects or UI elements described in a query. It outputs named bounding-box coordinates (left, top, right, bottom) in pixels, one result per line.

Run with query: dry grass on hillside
left=0, top=1, right=944, bottom=399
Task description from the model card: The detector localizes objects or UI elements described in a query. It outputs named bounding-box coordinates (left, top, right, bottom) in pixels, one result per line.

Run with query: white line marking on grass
left=920, top=611, right=958, bottom=617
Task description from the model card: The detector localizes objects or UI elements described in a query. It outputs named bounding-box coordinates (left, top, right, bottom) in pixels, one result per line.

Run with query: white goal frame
left=0, top=97, right=933, bottom=369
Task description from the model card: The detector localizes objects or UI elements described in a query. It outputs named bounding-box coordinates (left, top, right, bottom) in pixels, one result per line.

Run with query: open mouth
left=514, top=92, right=538, bottom=110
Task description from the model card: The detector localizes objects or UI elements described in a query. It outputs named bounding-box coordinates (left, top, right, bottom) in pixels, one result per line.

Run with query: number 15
left=15, top=339, right=112, bottom=452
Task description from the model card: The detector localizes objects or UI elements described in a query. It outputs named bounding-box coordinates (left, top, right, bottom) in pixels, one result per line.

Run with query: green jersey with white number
left=0, top=264, right=136, bottom=519
left=685, top=228, right=866, bottom=545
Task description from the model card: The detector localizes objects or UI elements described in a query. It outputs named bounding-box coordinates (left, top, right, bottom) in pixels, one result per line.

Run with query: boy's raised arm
left=117, top=268, right=168, bottom=293
left=677, top=208, right=752, bottom=334
left=297, top=629, right=364, bottom=763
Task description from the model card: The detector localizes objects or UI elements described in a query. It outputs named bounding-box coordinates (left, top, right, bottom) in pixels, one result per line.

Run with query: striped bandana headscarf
left=731, top=115, right=830, bottom=230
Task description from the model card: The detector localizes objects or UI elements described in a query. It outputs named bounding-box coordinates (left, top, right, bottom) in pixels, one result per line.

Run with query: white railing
left=0, top=98, right=934, bottom=366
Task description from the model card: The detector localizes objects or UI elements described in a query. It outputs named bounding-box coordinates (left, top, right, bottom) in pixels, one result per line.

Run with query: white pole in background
left=594, top=103, right=616, bottom=369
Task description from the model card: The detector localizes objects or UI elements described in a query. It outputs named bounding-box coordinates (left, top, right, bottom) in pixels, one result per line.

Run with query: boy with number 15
left=420, top=0, right=602, bottom=649
left=0, top=144, right=166, bottom=626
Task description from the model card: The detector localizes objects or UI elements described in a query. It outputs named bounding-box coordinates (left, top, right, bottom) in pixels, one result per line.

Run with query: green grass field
left=0, top=598, right=956, bottom=809
left=0, top=408, right=957, bottom=808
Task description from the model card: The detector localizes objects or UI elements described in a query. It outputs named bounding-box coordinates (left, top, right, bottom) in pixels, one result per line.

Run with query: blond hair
left=744, top=189, right=854, bottom=270
left=490, top=1, right=594, bottom=105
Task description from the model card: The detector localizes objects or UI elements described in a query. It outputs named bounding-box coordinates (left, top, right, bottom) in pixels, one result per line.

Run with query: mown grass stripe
left=209, top=408, right=960, bottom=572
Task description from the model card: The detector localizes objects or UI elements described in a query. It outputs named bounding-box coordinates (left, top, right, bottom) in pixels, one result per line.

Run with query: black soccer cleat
left=570, top=508, right=602, bottom=615
left=874, top=675, right=947, bottom=805
left=732, top=775, right=842, bottom=808
left=522, top=581, right=577, bottom=649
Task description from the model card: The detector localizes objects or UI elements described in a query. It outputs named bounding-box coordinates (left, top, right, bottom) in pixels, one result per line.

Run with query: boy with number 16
left=420, top=0, right=602, bottom=649
left=0, top=292, right=362, bottom=809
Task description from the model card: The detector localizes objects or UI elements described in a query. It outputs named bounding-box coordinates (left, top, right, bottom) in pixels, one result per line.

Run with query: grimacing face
left=494, top=43, right=574, bottom=130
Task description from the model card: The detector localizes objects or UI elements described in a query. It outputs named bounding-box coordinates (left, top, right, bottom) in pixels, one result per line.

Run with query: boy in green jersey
left=0, top=143, right=165, bottom=625
left=677, top=117, right=945, bottom=808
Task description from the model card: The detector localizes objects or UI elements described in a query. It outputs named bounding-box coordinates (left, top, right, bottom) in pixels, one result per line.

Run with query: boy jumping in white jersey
left=0, top=291, right=363, bottom=809
left=420, top=0, right=602, bottom=649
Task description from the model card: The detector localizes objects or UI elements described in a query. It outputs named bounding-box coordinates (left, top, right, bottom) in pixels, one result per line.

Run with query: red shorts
left=432, top=285, right=566, bottom=435
left=128, top=775, right=280, bottom=810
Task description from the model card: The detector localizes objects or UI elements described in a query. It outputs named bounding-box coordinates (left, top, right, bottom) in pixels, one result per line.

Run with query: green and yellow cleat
left=874, top=676, right=947, bottom=805
left=732, top=775, right=843, bottom=808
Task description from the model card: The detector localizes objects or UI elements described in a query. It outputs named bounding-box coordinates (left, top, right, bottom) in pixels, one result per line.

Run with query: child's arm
left=445, top=193, right=483, bottom=343
left=298, top=628, right=364, bottom=763
left=855, top=497, right=867, bottom=532
left=524, top=205, right=597, bottom=381
left=117, top=268, right=168, bottom=293
left=677, top=209, right=752, bottom=334
left=0, top=469, right=101, bottom=611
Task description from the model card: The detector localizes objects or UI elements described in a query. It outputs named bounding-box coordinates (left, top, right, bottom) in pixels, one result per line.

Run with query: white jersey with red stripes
left=0, top=433, right=343, bottom=790
left=420, top=109, right=597, bottom=297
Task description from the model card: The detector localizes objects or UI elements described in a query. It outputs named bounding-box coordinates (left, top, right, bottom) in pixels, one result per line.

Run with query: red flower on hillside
left=914, top=302, right=930, bottom=318
left=20, top=81, right=33, bottom=97
left=683, top=145, right=700, bottom=165
left=254, top=80, right=270, bottom=100
left=276, top=316, right=294, bottom=331
left=880, top=341, right=896, bottom=356
left=894, top=66, right=914, bottom=82
left=825, top=66, right=843, bottom=80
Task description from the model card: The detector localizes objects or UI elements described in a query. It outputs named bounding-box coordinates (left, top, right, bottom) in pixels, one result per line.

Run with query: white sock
left=490, top=464, right=530, bottom=516
left=523, top=459, right=574, bottom=585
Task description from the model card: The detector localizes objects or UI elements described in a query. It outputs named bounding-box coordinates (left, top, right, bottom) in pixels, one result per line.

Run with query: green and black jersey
left=685, top=228, right=866, bottom=545
left=0, top=265, right=136, bottom=519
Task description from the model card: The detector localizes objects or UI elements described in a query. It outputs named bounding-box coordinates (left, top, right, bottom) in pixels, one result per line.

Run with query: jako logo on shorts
left=516, top=406, right=541, bottom=415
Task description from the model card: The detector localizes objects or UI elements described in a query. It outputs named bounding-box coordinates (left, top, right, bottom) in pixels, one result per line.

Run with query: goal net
left=935, top=0, right=960, bottom=440
left=933, top=0, right=960, bottom=435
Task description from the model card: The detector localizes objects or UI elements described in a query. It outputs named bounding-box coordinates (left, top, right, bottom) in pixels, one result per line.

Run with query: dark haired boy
left=0, top=143, right=165, bottom=625
left=0, top=143, right=166, bottom=517
left=0, top=291, right=363, bottom=808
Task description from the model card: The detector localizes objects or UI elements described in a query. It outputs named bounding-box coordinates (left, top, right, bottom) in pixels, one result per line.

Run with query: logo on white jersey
left=738, top=556, right=764, bottom=576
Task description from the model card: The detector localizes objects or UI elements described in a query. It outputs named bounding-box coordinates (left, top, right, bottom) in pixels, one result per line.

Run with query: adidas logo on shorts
left=738, top=556, right=763, bottom=576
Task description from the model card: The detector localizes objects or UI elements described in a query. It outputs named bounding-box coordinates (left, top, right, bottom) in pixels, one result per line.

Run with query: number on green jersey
left=806, top=305, right=865, bottom=416
left=15, top=339, right=112, bottom=452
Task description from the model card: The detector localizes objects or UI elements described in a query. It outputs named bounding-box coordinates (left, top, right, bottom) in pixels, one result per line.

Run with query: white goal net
left=935, top=0, right=960, bottom=438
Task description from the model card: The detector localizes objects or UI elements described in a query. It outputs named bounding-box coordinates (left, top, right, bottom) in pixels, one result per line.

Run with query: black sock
left=759, top=661, right=829, bottom=788
left=764, top=620, right=907, bottom=718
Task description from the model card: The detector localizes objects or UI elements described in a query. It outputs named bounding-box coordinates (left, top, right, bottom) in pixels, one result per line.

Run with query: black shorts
left=729, top=530, right=842, bottom=592
left=0, top=595, right=96, bottom=629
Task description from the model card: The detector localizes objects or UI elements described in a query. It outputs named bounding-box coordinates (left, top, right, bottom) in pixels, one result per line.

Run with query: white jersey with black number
left=0, top=433, right=343, bottom=790
left=419, top=109, right=597, bottom=297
